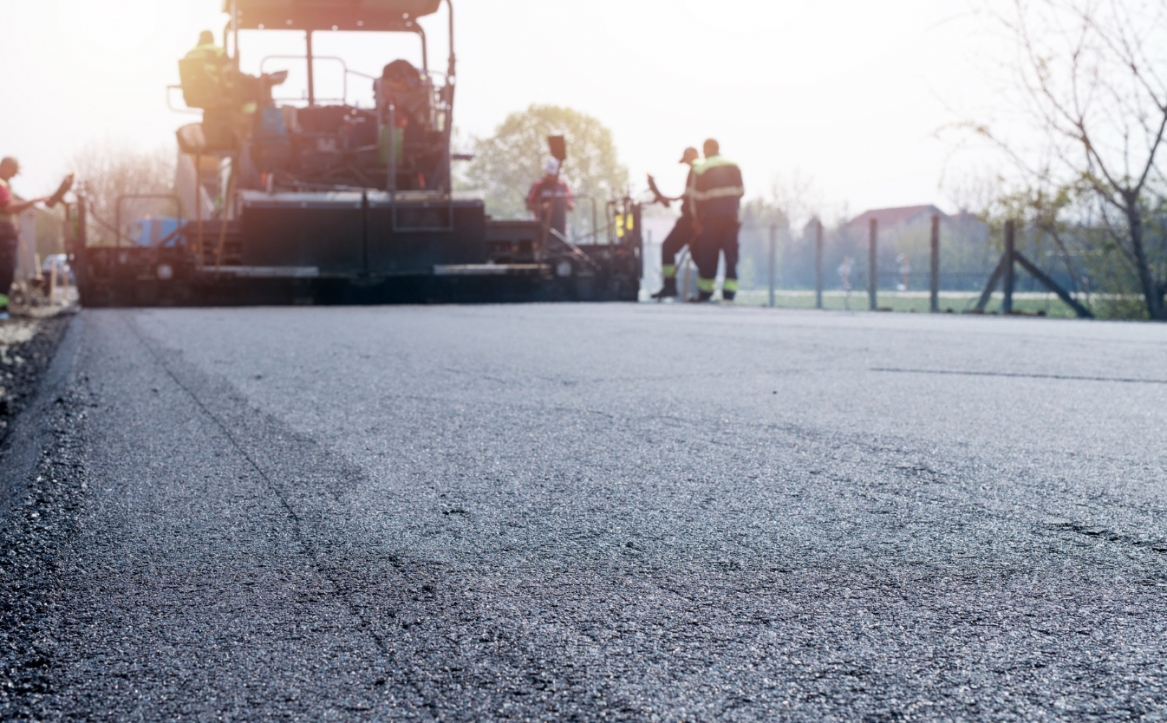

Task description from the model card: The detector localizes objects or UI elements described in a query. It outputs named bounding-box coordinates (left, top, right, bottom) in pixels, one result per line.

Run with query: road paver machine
left=69, top=0, right=643, bottom=306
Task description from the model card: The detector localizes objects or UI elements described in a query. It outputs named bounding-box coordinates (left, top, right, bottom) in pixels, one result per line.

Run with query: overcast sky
left=1, top=0, right=1007, bottom=216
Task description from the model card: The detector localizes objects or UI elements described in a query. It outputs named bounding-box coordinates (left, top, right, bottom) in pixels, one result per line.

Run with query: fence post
left=930, top=214, right=940, bottom=313
left=868, top=218, right=878, bottom=311
left=1003, top=219, right=1015, bottom=314
left=768, top=224, right=776, bottom=308
left=815, top=219, right=824, bottom=310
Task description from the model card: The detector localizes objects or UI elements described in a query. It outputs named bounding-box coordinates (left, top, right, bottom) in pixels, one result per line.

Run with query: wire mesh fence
left=639, top=214, right=1100, bottom=318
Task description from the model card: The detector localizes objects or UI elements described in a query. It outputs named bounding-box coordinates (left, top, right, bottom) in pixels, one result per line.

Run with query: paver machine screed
left=69, top=0, right=643, bottom=306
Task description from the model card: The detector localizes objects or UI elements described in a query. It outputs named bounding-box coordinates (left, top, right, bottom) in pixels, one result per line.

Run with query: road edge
left=0, top=312, right=88, bottom=719
left=0, top=313, right=82, bottom=535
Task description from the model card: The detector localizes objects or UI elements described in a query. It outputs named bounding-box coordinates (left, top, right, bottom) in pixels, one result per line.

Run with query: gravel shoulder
left=0, top=313, right=81, bottom=719
left=0, top=316, right=73, bottom=446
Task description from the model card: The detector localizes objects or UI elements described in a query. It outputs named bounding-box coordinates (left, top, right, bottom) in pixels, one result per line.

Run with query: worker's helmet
left=198, top=30, right=215, bottom=46
left=543, top=158, right=561, bottom=176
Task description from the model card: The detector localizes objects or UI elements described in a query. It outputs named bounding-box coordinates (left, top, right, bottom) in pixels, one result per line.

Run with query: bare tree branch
left=970, top=0, right=1167, bottom=318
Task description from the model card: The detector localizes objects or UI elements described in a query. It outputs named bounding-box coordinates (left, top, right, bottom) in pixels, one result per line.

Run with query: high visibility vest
left=0, top=179, right=14, bottom=224
left=185, top=43, right=226, bottom=62
left=690, top=156, right=744, bottom=218
left=185, top=44, right=232, bottom=92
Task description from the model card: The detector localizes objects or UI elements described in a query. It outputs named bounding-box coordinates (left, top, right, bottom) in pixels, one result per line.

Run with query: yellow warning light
left=615, top=214, right=634, bottom=238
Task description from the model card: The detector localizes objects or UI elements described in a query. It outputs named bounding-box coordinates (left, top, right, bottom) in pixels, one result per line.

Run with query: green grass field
left=728, top=290, right=1083, bottom=318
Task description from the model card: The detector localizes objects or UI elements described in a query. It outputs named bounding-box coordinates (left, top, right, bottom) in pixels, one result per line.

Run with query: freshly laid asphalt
left=3, top=304, right=1167, bottom=721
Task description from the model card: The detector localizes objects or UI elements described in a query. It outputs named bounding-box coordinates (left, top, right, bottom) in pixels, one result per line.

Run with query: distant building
left=844, top=205, right=993, bottom=292
left=846, top=205, right=947, bottom=235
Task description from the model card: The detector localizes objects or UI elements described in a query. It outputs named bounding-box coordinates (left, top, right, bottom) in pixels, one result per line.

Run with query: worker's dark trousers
left=660, top=217, right=696, bottom=279
left=0, top=225, right=18, bottom=300
left=694, top=215, right=740, bottom=299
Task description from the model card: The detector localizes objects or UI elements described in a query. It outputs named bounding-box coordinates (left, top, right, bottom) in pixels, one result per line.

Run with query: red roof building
left=846, top=205, right=946, bottom=233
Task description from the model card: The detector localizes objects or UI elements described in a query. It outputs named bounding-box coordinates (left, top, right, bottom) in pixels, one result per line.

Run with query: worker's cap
left=544, top=158, right=561, bottom=175
left=679, top=147, right=699, bottom=164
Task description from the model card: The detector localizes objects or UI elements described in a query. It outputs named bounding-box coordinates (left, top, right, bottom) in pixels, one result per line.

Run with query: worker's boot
left=722, top=280, right=738, bottom=303
left=692, top=291, right=714, bottom=303
left=651, top=277, right=678, bottom=300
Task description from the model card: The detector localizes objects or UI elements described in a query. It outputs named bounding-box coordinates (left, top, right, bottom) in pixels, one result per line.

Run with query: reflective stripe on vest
left=692, top=157, right=737, bottom=174
left=186, top=43, right=226, bottom=60
left=691, top=186, right=745, bottom=202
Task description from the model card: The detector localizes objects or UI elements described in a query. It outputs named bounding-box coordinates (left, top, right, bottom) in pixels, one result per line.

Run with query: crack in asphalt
left=871, top=367, right=1167, bottom=384
left=1045, top=519, right=1167, bottom=553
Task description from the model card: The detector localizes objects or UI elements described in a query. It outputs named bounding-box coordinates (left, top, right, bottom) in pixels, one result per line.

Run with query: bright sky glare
left=1, top=0, right=1005, bottom=216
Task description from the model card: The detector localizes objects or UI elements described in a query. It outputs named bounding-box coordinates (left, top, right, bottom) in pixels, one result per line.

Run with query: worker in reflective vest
left=689, top=139, right=745, bottom=302
left=0, top=157, right=49, bottom=318
left=187, top=30, right=226, bottom=60
left=184, top=31, right=234, bottom=108
left=650, top=146, right=700, bottom=300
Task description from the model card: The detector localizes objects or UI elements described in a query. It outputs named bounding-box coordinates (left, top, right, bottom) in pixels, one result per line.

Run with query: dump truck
left=66, top=0, right=643, bottom=306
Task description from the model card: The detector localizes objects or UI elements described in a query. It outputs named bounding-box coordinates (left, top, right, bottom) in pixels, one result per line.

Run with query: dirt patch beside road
left=0, top=315, right=73, bottom=444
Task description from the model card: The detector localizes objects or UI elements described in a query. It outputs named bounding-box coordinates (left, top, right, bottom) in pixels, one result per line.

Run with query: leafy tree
left=465, top=105, right=629, bottom=232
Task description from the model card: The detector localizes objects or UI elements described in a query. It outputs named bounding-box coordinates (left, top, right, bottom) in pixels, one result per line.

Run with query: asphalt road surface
left=4, top=305, right=1167, bottom=721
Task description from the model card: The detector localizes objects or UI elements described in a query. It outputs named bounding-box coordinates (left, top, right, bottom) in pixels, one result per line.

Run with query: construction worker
left=189, top=29, right=225, bottom=58
left=690, top=139, right=744, bottom=302
left=526, top=158, right=575, bottom=239
left=183, top=31, right=234, bottom=109
left=649, top=147, right=700, bottom=300
left=0, top=157, right=49, bottom=318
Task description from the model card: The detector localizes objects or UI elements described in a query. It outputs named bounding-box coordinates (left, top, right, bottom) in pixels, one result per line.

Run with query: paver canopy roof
left=224, top=0, right=442, bottom=31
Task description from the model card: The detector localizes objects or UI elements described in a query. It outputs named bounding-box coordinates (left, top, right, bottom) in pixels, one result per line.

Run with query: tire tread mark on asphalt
left=871, top=367, right=1167, bottom=384
left=120, top=315, right=410, bottom=686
